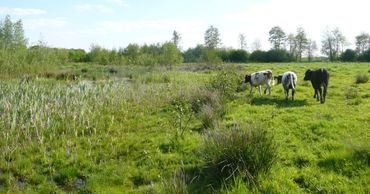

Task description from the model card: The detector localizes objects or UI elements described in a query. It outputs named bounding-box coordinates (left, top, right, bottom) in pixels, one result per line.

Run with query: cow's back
left=312, top=69, right=329, bottom=86
left=251, top=70, right=272, bottom=86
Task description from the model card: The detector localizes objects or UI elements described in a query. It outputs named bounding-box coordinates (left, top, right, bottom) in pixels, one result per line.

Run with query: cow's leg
left=318, top=87, right=323, bottom=103
left=258, top=85, right=262, bottom=95
left=314, top=89, right=319, bottom=101
left=264, top=84, right=270, bottom=95
left=323, top=84, right=327, bottom=103
left=285, top=89, right=289, bottom=100
left=292, top=89, right=295, bottom=100
left=249, top=86, right=253, bottom=97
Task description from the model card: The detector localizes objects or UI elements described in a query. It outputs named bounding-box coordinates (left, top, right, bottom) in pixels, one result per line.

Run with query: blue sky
left=1, top=0, right=370, bottom=51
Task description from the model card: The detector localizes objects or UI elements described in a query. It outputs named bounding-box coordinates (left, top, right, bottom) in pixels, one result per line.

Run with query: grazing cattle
left=245, top=70, right=273, bottom=96
left=275, top=71, right=297, bottom=100
left=303, top=68, right=329, bottom=103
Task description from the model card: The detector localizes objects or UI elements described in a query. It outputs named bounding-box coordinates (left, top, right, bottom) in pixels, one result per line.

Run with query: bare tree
left=321, top=29, right=336, bottom=61
left=307, top=39, right=317, bottom=62
left=268, top=26, right=286, bottom=50
left=251, top=39, right=261, bottom=51
left=321, top=28, right=347, bottom=61
left=238, top=33, right=247, bottom=50
left=172, top=30, right=181, bottom=49
left=332, top=28, right=346, bottom=58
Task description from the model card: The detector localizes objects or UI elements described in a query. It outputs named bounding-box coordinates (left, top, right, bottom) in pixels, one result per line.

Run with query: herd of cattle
left=244, top=68, right=330, bottom=103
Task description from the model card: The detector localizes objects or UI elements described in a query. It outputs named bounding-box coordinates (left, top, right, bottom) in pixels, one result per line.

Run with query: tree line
left=1, top=14, right=370, bottom=76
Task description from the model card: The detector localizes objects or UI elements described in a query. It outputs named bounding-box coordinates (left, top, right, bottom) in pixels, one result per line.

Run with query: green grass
left=0, top=62, right=369, bottom=193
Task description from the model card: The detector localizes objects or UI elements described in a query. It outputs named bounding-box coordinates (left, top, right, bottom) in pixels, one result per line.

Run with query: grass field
left=0, top=62, right=369, bottom=193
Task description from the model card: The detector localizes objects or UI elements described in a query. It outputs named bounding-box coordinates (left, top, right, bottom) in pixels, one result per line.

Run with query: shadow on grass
left=182, top=165, right=227, bottom=194
left=251, top=97, right=308, bottom=108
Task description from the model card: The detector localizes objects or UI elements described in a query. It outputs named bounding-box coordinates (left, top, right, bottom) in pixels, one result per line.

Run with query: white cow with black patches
left=244, top=70, right=273, bottom=96
left=275, top=71, right=297, bottom=100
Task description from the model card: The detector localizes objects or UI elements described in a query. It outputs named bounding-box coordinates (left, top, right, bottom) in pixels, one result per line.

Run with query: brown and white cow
left=245, top=70, right=273, bottom=96
left=275, top=71, right=297, bottom=100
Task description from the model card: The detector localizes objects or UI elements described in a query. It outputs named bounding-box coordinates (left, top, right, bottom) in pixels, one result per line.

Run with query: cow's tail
left=290, top=74, right=295, bottom=90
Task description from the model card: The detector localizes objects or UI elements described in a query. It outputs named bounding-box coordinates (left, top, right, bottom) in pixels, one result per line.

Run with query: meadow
left=0, top=62, right=369, bottom=193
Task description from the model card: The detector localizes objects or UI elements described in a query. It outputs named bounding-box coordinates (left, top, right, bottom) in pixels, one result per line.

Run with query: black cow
left=303, top=68, right=329, bottom=103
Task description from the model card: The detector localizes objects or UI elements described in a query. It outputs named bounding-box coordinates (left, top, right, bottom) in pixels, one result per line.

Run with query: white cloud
left=108, top=0, right=129, bottom=7
left=23, top=18, right=68, bottom=30
left=0, top=6, right=46, bottom=15
left=75, top=4, right=113, bottom=14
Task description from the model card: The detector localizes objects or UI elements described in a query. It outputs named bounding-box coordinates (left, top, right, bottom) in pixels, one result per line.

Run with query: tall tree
left=238, top=33, right=247, bottom=50
left=321, top=29, right=336, bottom=61
left=0, top=15, right=13, bottom=47
left=0, top=15, right=27, bottom=48
left=287, top=33, right=297, bottom=59
left=355, top=32, right=370, bottom=54
left=307, top=39, right=317, bottom=62
left=268, top=26, right=286, bottom=50
left=332, top=28, right=346, bottom=58
left=295, top=27, right=309, bottom=62
left=13, top=20, right=28, bottom=48
left=171, top=30, right=181, bottom=49
left=204, top=25, right=221, bottom=49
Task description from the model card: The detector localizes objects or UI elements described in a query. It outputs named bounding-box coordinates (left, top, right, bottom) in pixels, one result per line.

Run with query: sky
left=1, top=0, right=370, bottom=52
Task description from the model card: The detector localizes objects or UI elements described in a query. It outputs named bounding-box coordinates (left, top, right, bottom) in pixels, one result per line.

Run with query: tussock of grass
left=355, top=73, right=369, bottom=84
left=201, top=125, right=278, bottom=184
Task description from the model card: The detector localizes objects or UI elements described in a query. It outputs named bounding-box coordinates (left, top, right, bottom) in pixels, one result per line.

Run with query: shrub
left=345, top=87, right=359, bottom=99
left=190, top=89, right=225, bottom=130
left=249, top=50, right=266, bottom=62
left=208, top=67, right=240, bottom=100
left=171, top=95, right=193, bottom=139
left=228, top=49, right=248, bottom=63
left=183, top=45, right=204, bottom=63
left=340, top=49, right=357, bottom=62
left=202, top=48, right=222, bottom=65
left=201, top=125, right=278, bottom=183
left=265, top=49, right=290, bottom=62
left=199, top=104, right=220, bottom=129
left=355, top=74, right=369, bottom=84
left=358, top=48, right=370, bottom=62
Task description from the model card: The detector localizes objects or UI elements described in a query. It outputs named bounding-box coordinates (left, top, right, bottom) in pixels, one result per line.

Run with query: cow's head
left=304, top=69, right=312, bottom=81
left=274, top=75, right=283, bottom=84
left=245, top=75, right=251, bottom=83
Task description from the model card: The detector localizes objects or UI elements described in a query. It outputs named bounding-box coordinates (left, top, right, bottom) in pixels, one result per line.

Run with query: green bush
left=202, top=48, right=222, bottom=65
left=340, top=49, right=357, bottom=62
left=208, top=67, right=240, bottom=100
left=201, top=125, right=277, bottom=183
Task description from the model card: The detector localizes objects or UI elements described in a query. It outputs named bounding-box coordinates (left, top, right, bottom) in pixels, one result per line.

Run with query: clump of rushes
left=201, top=125, right=278, bottom=184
